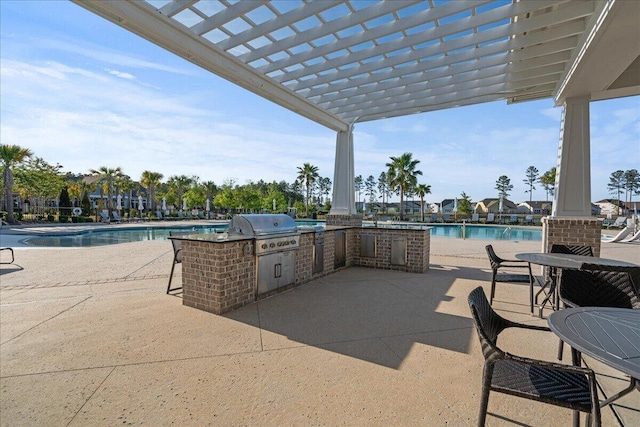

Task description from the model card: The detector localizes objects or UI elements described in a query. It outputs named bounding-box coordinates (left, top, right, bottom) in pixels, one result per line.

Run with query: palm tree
left=415, top=183, right=432, bottom=222
left=386, top=153, right=422, bottom=221
left=140, top=171, right=163, bottom=212
left=296, top=163, right=319, bottom=217
left=202, top=180, right=218, bottom=213
left=89, top=166, right=122, bottom=215
left=1, top=144, right=33, bottom=224
left=115, top=175, right=136, bottom=215
left=167, top=175, right=194, bottom=210
left=539, top=167, right=556, bottom=202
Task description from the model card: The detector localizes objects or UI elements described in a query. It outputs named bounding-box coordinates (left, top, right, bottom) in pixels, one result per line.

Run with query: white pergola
left=72, top=0, right=639, bottom=218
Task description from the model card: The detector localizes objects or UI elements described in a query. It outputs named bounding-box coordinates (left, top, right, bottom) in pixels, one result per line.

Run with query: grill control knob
left=277, top=242, right=283, bottom=247
left=261, top=244, right=267, bottom=250
left=291, top=239, right=296, bottom=245
left=270, top=243, right=275, bottom=248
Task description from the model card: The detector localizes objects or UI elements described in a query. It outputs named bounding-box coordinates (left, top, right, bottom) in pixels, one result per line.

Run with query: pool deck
left=1, top=225, right=638, bottom=426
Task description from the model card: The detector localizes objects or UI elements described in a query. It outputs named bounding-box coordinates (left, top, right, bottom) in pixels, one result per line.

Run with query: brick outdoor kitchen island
left=172, top=225, right=431, bottom=315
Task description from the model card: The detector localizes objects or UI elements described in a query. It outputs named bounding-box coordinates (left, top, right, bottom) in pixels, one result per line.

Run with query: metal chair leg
left=166, top=251, right=182, bottom=294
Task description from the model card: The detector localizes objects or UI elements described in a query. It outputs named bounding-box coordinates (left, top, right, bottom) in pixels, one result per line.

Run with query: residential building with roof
left=517, top=201, right=552, bottom=215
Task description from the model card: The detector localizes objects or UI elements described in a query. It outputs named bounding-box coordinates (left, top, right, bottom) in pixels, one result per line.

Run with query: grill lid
left=229, top=214, right=298, bottom=236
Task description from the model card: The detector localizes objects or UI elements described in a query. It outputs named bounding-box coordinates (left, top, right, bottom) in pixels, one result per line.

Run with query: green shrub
left=47, top=214, right=55, bottom=222
left=59, top=215, right=68, bottom=223
left=59, top=187, right=72, bottom=216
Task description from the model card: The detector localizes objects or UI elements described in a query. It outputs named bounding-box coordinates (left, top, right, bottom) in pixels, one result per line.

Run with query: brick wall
left=180, top=226, right=431, bottom=315
left=295, top=230, right=346, bottom=286
left=181, top=239, right=255, bottom=315
left=542, top=216, right=602, bottom=256
left=326, top=214, right=362, bottom=227
left=350, top=228, right=430, bottom=273
left=296, top=232, right=314, bottom=284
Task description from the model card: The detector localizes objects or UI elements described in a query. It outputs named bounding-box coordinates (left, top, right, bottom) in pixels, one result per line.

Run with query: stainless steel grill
left=228, top=214, right=300, bottom=295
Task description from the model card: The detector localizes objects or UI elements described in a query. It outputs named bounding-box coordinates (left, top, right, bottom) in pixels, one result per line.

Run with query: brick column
left=181, top=239, right=255, bottom=314
left=541, top=216, right=602, bottom=256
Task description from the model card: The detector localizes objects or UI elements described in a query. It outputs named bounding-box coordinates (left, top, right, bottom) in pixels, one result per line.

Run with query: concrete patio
left=1, top=234, right=638, bottom=426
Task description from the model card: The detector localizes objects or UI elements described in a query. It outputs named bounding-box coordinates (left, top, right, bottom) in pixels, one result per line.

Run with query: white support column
left=543, top=97, right=601, bottom=259
left=552, top=97, right=591, bottom=217
left=329, top=125, right=356, bottom=216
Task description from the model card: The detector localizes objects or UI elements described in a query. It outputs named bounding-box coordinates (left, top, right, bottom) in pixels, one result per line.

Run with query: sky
left=1, top=1, right=639, bottom=205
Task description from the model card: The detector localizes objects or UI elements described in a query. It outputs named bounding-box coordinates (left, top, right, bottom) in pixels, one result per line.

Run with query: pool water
left=428, top=224, right=541, bottom=241
left=21, top=222, right=541, bottom=247
left=23, top=225, right=227, bottom=247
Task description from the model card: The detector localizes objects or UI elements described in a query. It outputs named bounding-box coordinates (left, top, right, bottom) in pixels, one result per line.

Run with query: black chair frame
left=0, top=247, right=15, bottom=264
left=534, top=244, right=594, bottom=318
left=166, top=232, right=183, bottom=294
left=468, top=287, right=601, bottom=427
left=485, top=245, right=535, bottom=312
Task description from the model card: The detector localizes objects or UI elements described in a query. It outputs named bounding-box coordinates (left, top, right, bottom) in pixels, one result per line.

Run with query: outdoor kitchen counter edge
left=168, top=234, right=253, bottom=243
left=168, top=226, right=327, bottom=244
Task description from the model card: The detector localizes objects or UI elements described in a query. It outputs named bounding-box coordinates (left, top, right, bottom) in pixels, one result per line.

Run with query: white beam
left=216, top=1, right=337, bottom=51
left=159, top=0, right=198, bottom=18
left=555, top=0, right=640, bottom=103
left=354, top=93, right=508, bottom=123
left=189, top=1, right=268, bottom=36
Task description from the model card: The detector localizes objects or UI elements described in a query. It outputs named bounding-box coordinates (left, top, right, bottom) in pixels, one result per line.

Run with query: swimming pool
left=428, top=224, right=542, bottom=241
left=20, top=222, right=541, bottom=247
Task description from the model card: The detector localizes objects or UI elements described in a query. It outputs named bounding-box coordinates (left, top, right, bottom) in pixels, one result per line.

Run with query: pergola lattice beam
left=239, top=0, right=443, bottom=65
left=215, top=1, right=338, bottom=51
left=190, top=1, right=269, bottom=36
left=304, top=21, right=582, bottom=102
left=159, top=0, right=198, bottom=18
left=335, top=70, right=562, bottom=120
left=255, top=0, right=485, bottom=75
left=71, top=0, right=349, bottom=131
left=285, top=1, right=592, bottom=92
left=71, top=0, right=620, bottom=129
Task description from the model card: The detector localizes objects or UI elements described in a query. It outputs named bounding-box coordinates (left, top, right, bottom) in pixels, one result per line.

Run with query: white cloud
left=41, top=38, right=193, bottom=75
left=107, top=69, right=136, bottom=80
left=0, top=57, right=337, bottom=183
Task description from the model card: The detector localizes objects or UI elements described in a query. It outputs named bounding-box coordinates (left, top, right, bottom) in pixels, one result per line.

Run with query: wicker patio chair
left=468, top=287, right=601, bottom=427
left=580, top=263, right=640, bottom=294
left=550, top=244, right=594, bottom=257
left=485, top=245, right=534, bottom=312
left=556, top=268, right=640, bottom=362
left=559, top=269, right=640, bottom=310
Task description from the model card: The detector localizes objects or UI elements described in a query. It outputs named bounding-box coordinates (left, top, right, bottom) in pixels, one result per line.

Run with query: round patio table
left=515, top=253, right=639, bottom=317
left=515, top=253, right=638, bottom=270
left=547, top=307, right=640, bottom=407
